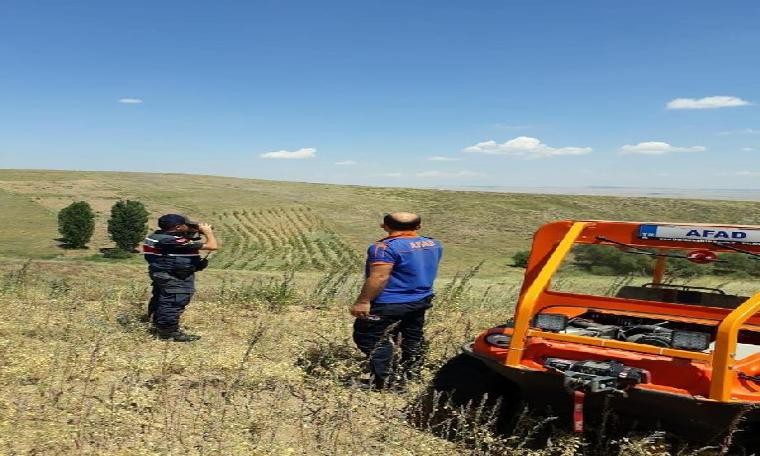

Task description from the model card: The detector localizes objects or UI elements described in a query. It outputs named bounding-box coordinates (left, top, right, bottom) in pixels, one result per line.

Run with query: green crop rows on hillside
left=211, top=207, right=363, bottom=271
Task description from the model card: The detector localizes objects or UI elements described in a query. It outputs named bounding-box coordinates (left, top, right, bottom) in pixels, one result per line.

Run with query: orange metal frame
left=505, top=220, right=760, bottom=402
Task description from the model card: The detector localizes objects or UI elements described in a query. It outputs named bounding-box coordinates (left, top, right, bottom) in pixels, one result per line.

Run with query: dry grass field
left=2, top=170, right=759, bottom=455
left=1, top=259, right=742, bottom=455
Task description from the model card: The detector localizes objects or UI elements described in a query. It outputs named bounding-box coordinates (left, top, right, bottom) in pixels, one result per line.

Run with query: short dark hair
left=383, top=213, right=421, bottom=231
left=158, top=213, right=198, bottom=230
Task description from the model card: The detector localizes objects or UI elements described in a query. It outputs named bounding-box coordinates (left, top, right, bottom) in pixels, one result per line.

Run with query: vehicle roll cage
left=506, top=220, right=760, bottom=402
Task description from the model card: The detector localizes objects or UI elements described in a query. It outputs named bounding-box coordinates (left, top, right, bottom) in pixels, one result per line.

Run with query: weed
left=437, top=261, right=484, bottom=309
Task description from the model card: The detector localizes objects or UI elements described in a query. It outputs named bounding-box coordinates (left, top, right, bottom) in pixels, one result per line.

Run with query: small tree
left=57, top=201, right=95, bottom=248
left=108, top=200, right=149, bottom=253
left=511, top=250, right=530, bottom=268
left=574, top=245, right=652, bottom=276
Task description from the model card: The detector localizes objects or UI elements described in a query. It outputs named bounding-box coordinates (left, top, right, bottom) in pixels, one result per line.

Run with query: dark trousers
left=148, top=270, right=195, bottom=330
left=353, top=296, right=433, bottom=384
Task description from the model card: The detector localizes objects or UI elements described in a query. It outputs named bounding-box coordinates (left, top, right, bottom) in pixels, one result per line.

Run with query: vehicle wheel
left=730, top=407, right=760, bottom=453
left=409, top=353, right=522, bottom=439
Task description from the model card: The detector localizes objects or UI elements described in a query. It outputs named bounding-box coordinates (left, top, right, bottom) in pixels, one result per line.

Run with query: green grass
left=212, top=207, right=362, bottom=271
left=0, top=189, right=59, bottom=258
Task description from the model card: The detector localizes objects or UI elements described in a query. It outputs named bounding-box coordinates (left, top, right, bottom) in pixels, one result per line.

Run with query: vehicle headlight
left=671, top=330, right=710, bottom=351
left=533, top=313, right=569, bottom=332
left=485, top=333, right=512, bottom=348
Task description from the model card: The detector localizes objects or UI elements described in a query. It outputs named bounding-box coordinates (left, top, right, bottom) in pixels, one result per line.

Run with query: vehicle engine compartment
left=559, top=311, right=760, bottom=355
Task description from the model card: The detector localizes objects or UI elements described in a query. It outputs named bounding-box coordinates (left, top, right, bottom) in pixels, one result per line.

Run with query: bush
left=571, top=245, right=760, bottom=278
left=667, top=258, right=707, bottom=278
left=714, top=253, right=760, bottom=277
left=511, top=250, right=530, bottom=268
left=107, top=200, right=149, bottom=253
left=589, top=265, right=618, bottom=276
left=57, top=201, right=95, bottom=248
left=574, top=245, right=652, bottom=276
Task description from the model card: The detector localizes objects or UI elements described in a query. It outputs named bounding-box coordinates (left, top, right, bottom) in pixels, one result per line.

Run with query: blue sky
left=1, top=1, right=759, bottom=189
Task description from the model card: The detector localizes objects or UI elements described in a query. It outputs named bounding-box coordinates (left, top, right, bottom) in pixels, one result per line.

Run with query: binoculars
left=187, top=223, right=213, bottom=231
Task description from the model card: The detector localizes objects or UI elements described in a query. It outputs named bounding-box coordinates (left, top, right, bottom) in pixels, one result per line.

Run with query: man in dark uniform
left=350, top=212, right=443, bottom=389
left=143, top=214, right=219, bottom=342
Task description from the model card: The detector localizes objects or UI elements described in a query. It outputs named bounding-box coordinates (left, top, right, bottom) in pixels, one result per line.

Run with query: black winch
left=544, top=358, right=651, bottom=432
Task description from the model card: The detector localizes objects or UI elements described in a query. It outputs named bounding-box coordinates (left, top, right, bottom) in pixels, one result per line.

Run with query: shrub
left=571, top=245, right=760, bottom=278
left=574, top=245, right=652, bottom=276
left=511, top=250, right=530, bottom=268
left=714, top=253, right=760, bottom=277
left=589, top=265, right=618, bottom=276
left=57, top=201, right=95, bottom=248
left=107, top=200, right=149, bottom=253
left=666, top=258, right=706, bottom=278
left=254, top=271, right=298, bottom=312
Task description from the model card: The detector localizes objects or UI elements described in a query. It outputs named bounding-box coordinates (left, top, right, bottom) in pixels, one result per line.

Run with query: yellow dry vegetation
left=0, top=260, right=737, bottom=455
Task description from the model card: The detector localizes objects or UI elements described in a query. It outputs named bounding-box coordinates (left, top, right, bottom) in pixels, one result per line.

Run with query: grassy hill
left=4, top=169, right=760, bottom=275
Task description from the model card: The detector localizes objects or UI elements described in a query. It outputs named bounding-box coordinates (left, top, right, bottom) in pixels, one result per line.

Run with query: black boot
left=352, top=374, right=405, bottom=392
left=156, top=327, right=201, bottom=342
left=352, top=376, right=388, bottom=391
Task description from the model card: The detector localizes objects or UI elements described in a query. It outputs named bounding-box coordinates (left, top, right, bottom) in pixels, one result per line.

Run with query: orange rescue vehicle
left=425, top=220, right=760, bottom=447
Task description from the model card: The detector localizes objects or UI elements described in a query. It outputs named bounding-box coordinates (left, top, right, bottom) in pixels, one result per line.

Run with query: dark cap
left=158, top=214, right=198, bottom=230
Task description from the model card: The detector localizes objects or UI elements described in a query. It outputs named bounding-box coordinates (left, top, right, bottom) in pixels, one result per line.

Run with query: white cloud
left=666, top=96, right=751, bottom=110
left=741, top=147, right=756, bottom=152
left=462, top=136, right=591, bottom=158
left=733, top=171, right=760, bottom=177
left=621, top=141, right=706, bottom=155
left=378, top=172, right=402, bottom=178
left=335, top=160, right=357, bottom=166
left=415, top=170, right=481, bottom=178
left=428, top=156, right=461, bottom=162
left=260, top=147, right=316, bottom=160
left=718, top=128, right=760, bottom=136
left=118, top=98, right=143, bottom=104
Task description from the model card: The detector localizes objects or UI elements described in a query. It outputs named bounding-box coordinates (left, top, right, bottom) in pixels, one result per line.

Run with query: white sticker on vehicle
left=638, top=224, right=760, bottom=244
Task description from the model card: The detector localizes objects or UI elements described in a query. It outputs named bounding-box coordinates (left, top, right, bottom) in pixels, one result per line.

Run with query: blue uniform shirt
left=366, top=234, right=443, bottom=304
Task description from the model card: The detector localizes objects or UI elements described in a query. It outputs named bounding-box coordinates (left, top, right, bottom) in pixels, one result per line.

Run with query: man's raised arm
left=198, top=223, right=219, bottom=251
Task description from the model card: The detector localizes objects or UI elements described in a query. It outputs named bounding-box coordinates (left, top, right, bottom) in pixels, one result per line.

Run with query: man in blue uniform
left=351, top=212, right=443, bottom=389
left=143, top=214, right=219, bottom=342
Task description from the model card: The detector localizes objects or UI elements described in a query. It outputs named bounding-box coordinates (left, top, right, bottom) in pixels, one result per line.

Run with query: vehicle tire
left=409, top=353, right=522, bottom=439
left=730, top=407, right=760, bottom=453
